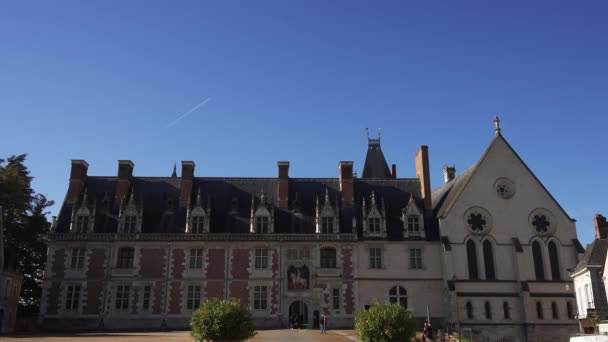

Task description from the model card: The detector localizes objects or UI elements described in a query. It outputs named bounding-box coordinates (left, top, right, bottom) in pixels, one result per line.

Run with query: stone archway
left=289, top=300, right=309, bottom=328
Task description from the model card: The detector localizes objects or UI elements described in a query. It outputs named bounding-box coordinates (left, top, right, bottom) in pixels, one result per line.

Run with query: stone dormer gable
left=250, top=190, right=274, bottom=233
left=70, top=189, right=95, bottom=233
left=315, top=188, right=340, bottom=234
left=362, top=191, right=387, bottom=238
left=433, top=123, right=574, bottom=223
left=186, top=188, right=210, bottom=233
left=118, top=188, right=142, bottom=234
left=402, top=196, right=425, bottom=238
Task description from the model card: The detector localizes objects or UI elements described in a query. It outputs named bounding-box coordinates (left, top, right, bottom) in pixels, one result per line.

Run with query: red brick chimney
left=115, top=160, right=134, bottom=201
left=339, top=161, right=354, bottom=203
left=595, top=214, right=608, bottom=239
left=415, top=146, right=432, bottom=213
left=180, top=161, right=195, bottom=205
left=277, top=161, right=289, bottom=208
left=68, top=160, right=89, bottom=201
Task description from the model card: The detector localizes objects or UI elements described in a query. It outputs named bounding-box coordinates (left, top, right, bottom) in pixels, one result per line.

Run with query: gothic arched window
left=483, top=240, right=496, bottom=280
left=389, top=286, right=407, bottom=308
left=467, top=240, right=479, bottom=280
left=532, top=241, right=545, bottom=280
left=466, top=301, right=473, bottom=319
left=548, top=241, right=561, bottom=280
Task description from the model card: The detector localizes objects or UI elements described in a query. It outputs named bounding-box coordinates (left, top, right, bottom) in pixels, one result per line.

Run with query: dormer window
left=256, top=216, right=269, bottom=233
left=124, top=216, right=137, bottom=233
left=187, top=188, right=210, bottom=234
left=368, top=217, right=381, bottom=234
left=407, top=216, right=420, bottom=236
left=402, top=196, right=425, bottom=239
left=75, top=215, right=89, bottom=233
left=321, top=217, right=334, bottom=234
left=316, top=188, right=339, bottom=234
left=250, top=191, right=274, bottom=234
left=192, top=216, right=204, bottom=233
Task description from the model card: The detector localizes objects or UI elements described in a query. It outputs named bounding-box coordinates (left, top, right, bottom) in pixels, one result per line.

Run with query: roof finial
left=366, top=127, right=370, bottom=139
left=171, top=163, right=177, bottom=177
left=494, top=115, right=501, bottom=135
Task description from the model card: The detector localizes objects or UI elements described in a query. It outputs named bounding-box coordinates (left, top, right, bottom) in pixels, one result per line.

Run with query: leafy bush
left=190, top=298, right=257, bottom=342
left=355, top=302, right=417, bottom=342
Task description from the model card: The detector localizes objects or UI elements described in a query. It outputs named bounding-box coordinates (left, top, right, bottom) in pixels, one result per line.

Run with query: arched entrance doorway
left=289, top=300, right=308, bottom=328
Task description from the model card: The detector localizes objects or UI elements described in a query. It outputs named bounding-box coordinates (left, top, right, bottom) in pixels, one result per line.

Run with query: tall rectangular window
left=142, top=285, right=151, bottom=311
left=254, top=285, right=267, bottom=310
left=117, top=247, right=135, bottom=269
left=189, top=248, right=204, bottom=269
left=115, top=285, right=130, bottom=310
left=255, top=248, right=269, bottom=269
left=409, top=248, right=422, bottom=269
left=333, top=288, right=340, bottom=310
left=75, top=216, right=89, bottom=233
left=192, top=216, right=204, bottom=233
left=71, top=247, right=85, bottom=269
left=65, top=285, right=81, bottom=310
left=124, top=216, right=137, bottom=233
left=320, top=248, right=337, bottom=268
left=321, top=217, right=334, bottom=234
left=407, top=216, right=420, bottom=235
left=369, top=248, right=382, bottom=269
left=256, top=216, right=269, bottom=233
left=536, top=301, right=543, bottom=320
left=368, top=217, right=381, bottom=233
left=187, top=285, right=201, bottom=310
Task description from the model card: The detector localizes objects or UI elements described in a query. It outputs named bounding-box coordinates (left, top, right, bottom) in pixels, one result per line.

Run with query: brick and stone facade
left=40, top=123, right=583, bottom=341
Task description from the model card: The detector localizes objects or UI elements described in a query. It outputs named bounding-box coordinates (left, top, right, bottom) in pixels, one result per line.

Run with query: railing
left=47, top=232, right=357, bottom=242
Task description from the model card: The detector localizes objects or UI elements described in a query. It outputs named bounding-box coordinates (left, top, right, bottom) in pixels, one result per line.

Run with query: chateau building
left=40, top=118, right=582, bottom=341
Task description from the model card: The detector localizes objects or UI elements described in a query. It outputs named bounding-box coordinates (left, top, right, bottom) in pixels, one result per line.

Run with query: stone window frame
left=481, top=237, right=497, bottom=280
left=187, top=205, right=210, bottom=234
left=60, top=281, right=84, bottom=315
left=319, top=246, right=338, bottom=269
left=484, top=301, right=492, bottom=320
left=250, top=245, right=273, bottom=278
left=139, top=282, right=154, bottom=314
left=368, top=245, right=384, bottom=270
left=71, top=205, right=93, bottom=233
left=188, top=247, right=204, bottom=270
left=111, top=282, right=133, bottom=314
left=184, top=282, right=203, bottom=312
left=111, top=245, right=140, bottom=277
left=408, top=247, right=423, bottom=270
left=332, top=287, right=340, bottom=310
left=465, top=237, right=480, bottom=280
left=254, top=247, right=269, bottom=270
left=402, top=198, right=425, bottom=239
left=387, top=285, right=407, bottom=308
left=536, top=301, right=544, bottom=320
left=503, top=301, right=511, bottom=320
left=249, top=281, right=272, bottom=316
left=363, top=197, right=387, bottom=239
left=64, top=245, right=89, bottom=279
left=119, top=200, right=142, bottom=234
left=251, top=205, right=274, bottom=234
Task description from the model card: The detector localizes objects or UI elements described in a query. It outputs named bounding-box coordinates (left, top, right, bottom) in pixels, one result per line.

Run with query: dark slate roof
left=362, top=138, right=392, bottom=179
left=431, top=166, right=475, bottom=216
left=55, top=175, right=438, bottom=240
left=570, top=239, right=608, bottom=274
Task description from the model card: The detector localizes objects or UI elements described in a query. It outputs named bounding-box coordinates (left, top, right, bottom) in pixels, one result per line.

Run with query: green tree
left=190, top=298, right=256, bottom=342
left=355, top=302, right=417, bottom=342
left=0, top=154, right=53, bottom=314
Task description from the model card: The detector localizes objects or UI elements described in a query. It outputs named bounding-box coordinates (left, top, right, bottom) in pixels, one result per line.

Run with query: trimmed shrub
left=190, top=298, right=257, bottom=342
left=355, top=302, right=417, bottom=342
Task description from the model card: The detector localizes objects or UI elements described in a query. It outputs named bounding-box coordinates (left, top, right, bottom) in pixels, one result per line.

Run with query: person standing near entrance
left=319, top=314, right=325, bottom=333
left=321, top=314, right=328, bottom=334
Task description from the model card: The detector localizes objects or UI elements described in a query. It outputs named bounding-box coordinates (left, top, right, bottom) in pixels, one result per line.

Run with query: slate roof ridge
left=570, top=238, right=608, bottom=274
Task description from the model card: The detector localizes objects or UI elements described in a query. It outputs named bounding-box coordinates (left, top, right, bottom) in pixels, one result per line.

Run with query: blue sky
left=1, top=1, right=606, bottom=244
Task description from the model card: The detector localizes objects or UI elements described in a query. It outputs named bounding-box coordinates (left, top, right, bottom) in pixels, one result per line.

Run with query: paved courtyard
left=3, top=329, right=361, bottom=342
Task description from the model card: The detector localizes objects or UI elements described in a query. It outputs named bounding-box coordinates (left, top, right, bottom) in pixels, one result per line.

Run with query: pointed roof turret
left=362, top=128, right=391, bottom=179
left=171, top=163, right=177, bottom=177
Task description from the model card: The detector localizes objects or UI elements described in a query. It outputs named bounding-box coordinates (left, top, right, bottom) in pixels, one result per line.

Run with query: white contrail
left=166, top=97, right=211, bottom=127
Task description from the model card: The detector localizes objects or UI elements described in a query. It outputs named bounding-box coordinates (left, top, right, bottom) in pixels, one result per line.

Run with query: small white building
left=571, top=214, right=608, bottom=334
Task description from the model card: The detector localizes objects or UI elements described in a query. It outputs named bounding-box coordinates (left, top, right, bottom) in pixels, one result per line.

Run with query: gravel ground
left=2, top=329, right=361, bottom=342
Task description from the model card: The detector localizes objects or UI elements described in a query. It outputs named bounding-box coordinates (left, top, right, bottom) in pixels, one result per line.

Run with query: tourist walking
left=321, top=314, right=328, bottom=334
